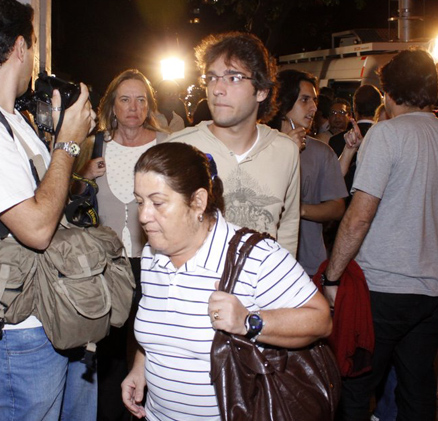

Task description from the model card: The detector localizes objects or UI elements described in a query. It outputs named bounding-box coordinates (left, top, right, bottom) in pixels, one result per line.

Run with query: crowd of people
left=1, top=0, right=438, bottom=420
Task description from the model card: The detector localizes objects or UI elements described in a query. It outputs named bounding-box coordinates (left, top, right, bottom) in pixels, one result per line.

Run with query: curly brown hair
left=195, top=32, right=278, bottom=123
left=378, top=49, right=438, bottom=109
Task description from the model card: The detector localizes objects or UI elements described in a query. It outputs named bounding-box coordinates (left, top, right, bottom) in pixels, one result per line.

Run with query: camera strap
left=65, top=173, right=99, bottom=228
left=54, top=107, right=65, bottom=138
left=0, top=112, right=12, bottom=239
left=0, top=111, right=13, bottom=138
left=91, top=131, right=105, bottom=159
left=1, top=118, right=45, bottom=183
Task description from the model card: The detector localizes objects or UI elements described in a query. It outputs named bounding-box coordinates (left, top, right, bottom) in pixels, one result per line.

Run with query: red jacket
left=313, top=260, right=374, bottom=377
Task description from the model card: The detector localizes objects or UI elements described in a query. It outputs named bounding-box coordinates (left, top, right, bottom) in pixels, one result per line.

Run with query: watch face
left=70, top=143, right=80, bottom=156
left=248, top=314, right=263, bottom=332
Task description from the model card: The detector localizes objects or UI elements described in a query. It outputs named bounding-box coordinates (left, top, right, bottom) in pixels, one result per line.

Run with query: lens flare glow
left=161, top=58, right=185, bottom=80
left=430, top=36, right=438, bottom=63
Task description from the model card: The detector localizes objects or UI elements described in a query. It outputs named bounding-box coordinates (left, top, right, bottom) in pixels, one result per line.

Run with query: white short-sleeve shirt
left=0, top=107, right=51, bottom=330
left=135, top=211, right=317, bottom=420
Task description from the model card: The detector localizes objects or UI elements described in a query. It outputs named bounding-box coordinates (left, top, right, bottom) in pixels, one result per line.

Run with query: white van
left=278, top=37, right=435, bottom=100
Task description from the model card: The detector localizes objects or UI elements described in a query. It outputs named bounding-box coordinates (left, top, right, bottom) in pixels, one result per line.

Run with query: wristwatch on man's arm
left=320, top=272, right=340, bottom=287
left=53, top=141, right=81, bottom=158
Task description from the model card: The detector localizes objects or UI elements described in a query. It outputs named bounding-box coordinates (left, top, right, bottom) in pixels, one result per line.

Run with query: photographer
left=0, top=1, right=96, bottom=419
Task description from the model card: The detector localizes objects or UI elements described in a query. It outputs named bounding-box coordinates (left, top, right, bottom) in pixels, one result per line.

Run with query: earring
left=198, top=214, right=204, bottom=223
left=111, top=115, right=118, bottom=130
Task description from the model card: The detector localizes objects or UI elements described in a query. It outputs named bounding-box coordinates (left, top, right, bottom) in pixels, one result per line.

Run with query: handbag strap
left=91, top=131, right=105, bottom=159
left=218, top=228, right=273, bottom=294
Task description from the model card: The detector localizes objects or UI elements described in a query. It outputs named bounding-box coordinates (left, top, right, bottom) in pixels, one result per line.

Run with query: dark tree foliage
left=189, top=0, right=368, bottom=53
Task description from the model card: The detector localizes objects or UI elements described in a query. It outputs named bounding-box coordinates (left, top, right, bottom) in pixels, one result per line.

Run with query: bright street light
left=161, top=58, right=185, bottom=80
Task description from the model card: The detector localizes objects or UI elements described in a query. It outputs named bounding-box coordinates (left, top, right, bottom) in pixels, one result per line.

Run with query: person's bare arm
left=301, top=198, right=345, bottom=222
left=0, top=84, right=95, bottom=249
left=323, top=190, right=380, bottom=306
left=209, top=290, right=332, bottom=349
left=121, top=348, right=147, bottom=419
left=339, top=146, right=357, bottom=177
left=338, top=119, right=363, bottom=176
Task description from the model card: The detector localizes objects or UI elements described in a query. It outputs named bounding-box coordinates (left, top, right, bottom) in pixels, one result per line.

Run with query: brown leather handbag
left=210, top=228, right=341, bottom=421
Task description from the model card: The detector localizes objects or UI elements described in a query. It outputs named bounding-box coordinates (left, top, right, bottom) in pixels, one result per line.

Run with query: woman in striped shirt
left=122, top=142, right=332, bottom=420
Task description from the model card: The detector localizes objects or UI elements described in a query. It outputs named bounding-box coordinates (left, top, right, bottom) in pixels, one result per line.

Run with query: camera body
left=15, top=71, right=80, bottom=133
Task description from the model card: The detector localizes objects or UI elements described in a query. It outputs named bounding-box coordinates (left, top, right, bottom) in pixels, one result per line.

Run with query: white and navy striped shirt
left=135, top=212, right=317, bottom=421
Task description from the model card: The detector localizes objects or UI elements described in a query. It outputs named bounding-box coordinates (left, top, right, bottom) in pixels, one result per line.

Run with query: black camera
left=15, top=71, right=80, bottom=133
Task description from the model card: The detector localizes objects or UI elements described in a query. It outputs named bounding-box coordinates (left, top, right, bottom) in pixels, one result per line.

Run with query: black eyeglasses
left=201, top=73, right=254, bottom=87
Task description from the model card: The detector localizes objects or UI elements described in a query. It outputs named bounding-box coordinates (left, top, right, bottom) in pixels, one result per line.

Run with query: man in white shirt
left=0, top=1, right=94, bottom=419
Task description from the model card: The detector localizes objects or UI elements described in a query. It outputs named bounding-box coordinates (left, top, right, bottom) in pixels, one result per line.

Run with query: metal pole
left=18, top=0, right=51, bottom=84
left=398, top=0, right=414, bottom=42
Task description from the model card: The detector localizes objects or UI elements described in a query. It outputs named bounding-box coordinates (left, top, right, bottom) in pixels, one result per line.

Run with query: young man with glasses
left=169, top=32, right=300, bottom=256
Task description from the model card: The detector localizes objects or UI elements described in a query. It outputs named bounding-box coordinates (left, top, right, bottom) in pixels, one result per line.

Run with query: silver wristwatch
left=53, top=141, right=81, bottom=157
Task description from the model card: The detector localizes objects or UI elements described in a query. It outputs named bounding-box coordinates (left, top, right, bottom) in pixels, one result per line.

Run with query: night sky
left=51, top=0, right=438, bottom=98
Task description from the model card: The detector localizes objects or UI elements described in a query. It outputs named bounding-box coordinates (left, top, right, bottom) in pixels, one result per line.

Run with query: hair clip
left=205, top=153, right=218, bottom=180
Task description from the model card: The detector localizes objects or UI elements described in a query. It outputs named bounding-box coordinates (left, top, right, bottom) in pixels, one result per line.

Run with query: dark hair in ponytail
left=134, top=143, right=225, bottom=218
